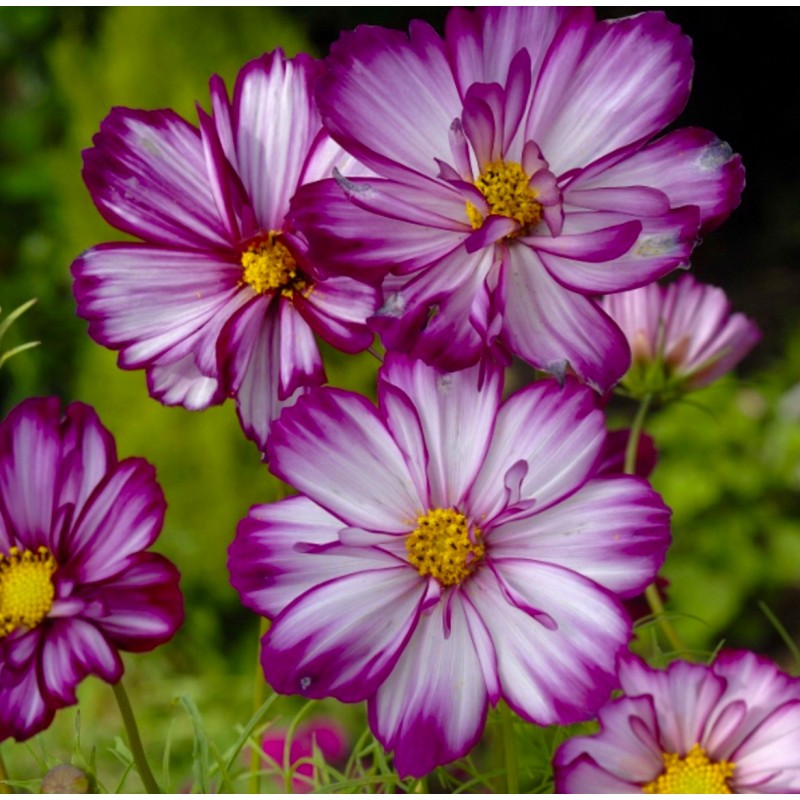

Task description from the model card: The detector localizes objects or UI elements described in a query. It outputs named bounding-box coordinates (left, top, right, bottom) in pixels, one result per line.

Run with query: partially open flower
left=602, top=274, right=761, bottom=401
left=0, top=398, right=183, bottom=742
left=555, top=651, right=800, bottom=793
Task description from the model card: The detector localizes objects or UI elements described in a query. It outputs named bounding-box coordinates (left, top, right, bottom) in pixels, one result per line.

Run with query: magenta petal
left=499, top=244, right=631, bottom=391
left=83, top=107, right=231, bottom=249
left=229, top=496, right=400, bottom=619
left=39, top=619, right=122, bottom=706
left=262, top=567, right=425, bottom=703
left=68, top=458, right=165, bottom=582
left=529, top=219, right=641, bottom=263
left=277, top=302, right=325, bottom=401
left=0, top=634, right=54, bottom=741
left=467, top=561, right=629, bottom=726
left=80, top=553, right=183, bottom=652
left=368, top=594, right=489, bottom=778
left=529, top=11, right=693, bottom=175
left=0, top=397, right=62, bottom=551
left=267, top=388, right=422, bottom=532
left=379, top=354, right=503, bottom=510
left=146, top=356, right=225, bottom=411
left=468, top=377, right=606, bottom=523
left=318, top=23, right=461, bottom=179
left=571, top=127, right=745, bottom=232
left=490, top=477, right=671, bottom=598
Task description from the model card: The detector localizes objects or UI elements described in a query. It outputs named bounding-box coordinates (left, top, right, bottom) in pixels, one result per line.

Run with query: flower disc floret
left=643, top=744, right=734, bottom=794
left=406, top=508, right=484, bottom=586
left=0, top=546, right=56, bottom=636
left=466, top=160, right=542, bottom=235
left=241, top=232, right=307, bottom=298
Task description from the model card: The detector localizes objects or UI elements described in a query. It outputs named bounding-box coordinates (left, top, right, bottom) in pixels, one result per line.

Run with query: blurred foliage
left=641, top=336, right=800, bottom=664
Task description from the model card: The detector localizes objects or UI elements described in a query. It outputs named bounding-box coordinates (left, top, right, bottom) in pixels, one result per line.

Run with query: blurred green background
left=0, top=6, right=798, bottom=792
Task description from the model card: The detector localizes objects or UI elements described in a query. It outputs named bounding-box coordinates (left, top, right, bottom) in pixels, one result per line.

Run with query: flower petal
left=277, top=301, right=325, bottom=401
left=379, top=354, right=502, bottom=510
left=318, top=22, right=461, bottom=179
left=499, top=243, right=631, bottom=391
left=490, top=477, right=670, bottom=597
left=0, top=397, right=62, bottom=550
left=229, top=495, right=399, bottom=619
left=232, top=52, right=323, bottom=230
left=39, top=619, right=122, bottom=706
left=262, top=567, right=425, bottom=702
left=72, top=243, right=246, bottom=371
left=79, top=553, right=184, bottom=652
left=467, top=560, right=629, bottom=726
left=146, top=356, right=225, bottom=411
left=83, top=107, right=231, bottom=248
left=528, top=12, right=693, bottom=175
left=368, top=593, right=489, bottom=778
left=468, top=377, right=606, bottom=524
left=569, top=127, right=744, bottom=233
left=268, top=388, right=422, bottom=532
left=68, top=458, right=165, bottom=583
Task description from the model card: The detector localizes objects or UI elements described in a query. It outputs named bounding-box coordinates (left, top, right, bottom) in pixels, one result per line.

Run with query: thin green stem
left=0, top=747, right=11, bottom=794
left=499, top=702, right=519, bottom=794
left=625, top=394, right=685, bottom=654
left=112, top=681, right=161, bottom=794
left=248, top=616, right=270, bottom=794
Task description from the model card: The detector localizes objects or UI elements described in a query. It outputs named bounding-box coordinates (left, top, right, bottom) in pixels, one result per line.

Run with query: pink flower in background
left=291, top=7, right=744, bottom=390
left=555, top=651, right=800, bottom=793
left=260, top=718, right=348, bottom=792
left=0, top=398, right=183, bottom=742
left=72, top=51, right=377, bottom=452
left=229, top=355, right=670, bottom=777
left=602, top=274, right=761, bottom=399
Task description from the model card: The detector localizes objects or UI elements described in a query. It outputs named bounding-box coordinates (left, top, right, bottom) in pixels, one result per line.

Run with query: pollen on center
left=0, top=545, right=57, bottom=637
left=406, top=508, right=485, bottom=587
left=240, top=232, right=307, bottom=298
left=643, top=743, right=735, bottom=794
left=466, top=159, right=542, bottom=235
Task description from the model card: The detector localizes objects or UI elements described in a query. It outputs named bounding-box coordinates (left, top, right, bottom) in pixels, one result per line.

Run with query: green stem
left=112, top=681, right=161, bottom=794
left=625, top=394, right=684, bottom=654
left=0, top=747, right=11, bottom=794
left=499, top=702, right=519, bottom=794
left=248, top=617, right=270, bottom=794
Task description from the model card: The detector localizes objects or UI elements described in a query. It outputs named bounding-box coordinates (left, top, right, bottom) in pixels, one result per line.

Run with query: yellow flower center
left=405, top=508, right=484, bottom=587
left=240, top=232, right=307, bottom=298
left=643, top=744, right=735, bottom=794
left=466, top=160, right=542, bottom=235
left=0, top=546, right=57, bottom=637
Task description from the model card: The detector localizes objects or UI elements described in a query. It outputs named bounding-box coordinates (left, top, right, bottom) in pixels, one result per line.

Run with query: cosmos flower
left=228, top=355, right=670, bottom=777
left=290, top=7, right=744, bottom=391
left=72, top=50, right=377, bottom=452
left=554, top=651, right=800, bottom=793
left=602, top=273, right=761, bottom=401
left=0, top=397, right=183, bottom=742
left=260, top=718, right=348, bottom=792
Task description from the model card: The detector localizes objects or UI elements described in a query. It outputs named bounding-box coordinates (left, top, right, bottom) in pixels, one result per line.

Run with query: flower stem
left=0, top=747, right=11, bottom=794
left=248, top=616, right=270, bottom=794
left=499, top=702, right=519, bottom=793
left=112, top=681, right=161, bottom=794
left=625, top=394, right=684, bottom=653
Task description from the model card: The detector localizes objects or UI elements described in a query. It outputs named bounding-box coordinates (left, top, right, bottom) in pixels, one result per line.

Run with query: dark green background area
left=0, top=6, right=798, bottom=791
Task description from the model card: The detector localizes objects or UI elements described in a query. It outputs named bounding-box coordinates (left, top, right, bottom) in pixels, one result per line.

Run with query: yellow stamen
left=0, top=546, right=57, bottom=637
left=466, top=160, right=542, bottom=235
left=643, top=743, right=735, bottom=794
left=406, top=508, right=484, bottom=587
left=240, top=232, right=308, bottom=298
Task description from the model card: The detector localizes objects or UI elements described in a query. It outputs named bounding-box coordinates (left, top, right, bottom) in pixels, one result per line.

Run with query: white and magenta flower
left=72, top=51, right=377, bottom=451
left=554, top=651, right=800, bottom=793
left=228, top=355, right=670, bottom=777
left=0, top=397, right=183, bottom=742
left=291, top=7, right=744, bottom=390
left=602, top=273, right=761, bottom=400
